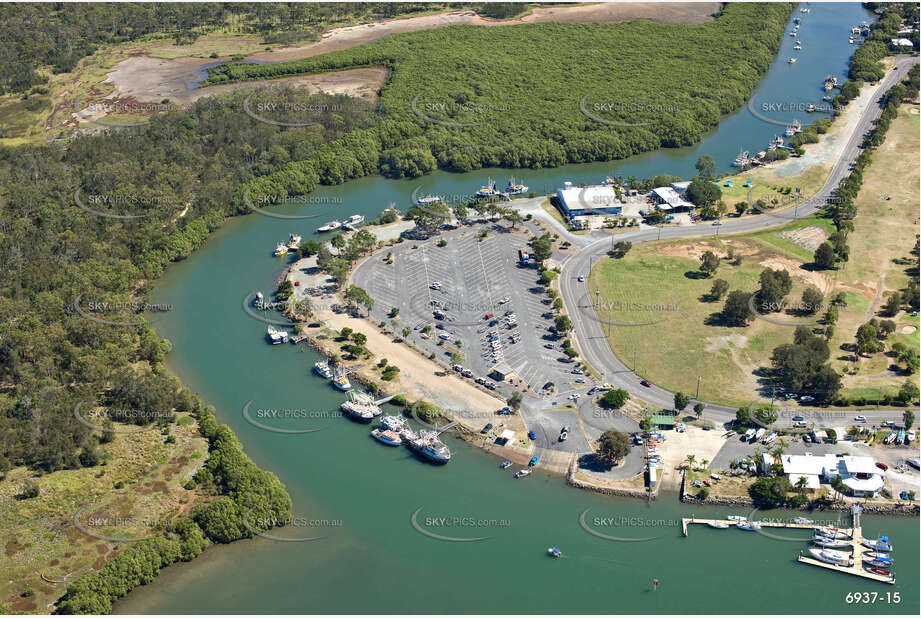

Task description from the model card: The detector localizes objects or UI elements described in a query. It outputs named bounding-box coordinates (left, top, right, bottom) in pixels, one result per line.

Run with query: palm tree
left=686, top=454, right=696, bottom=470
left=700, top=458, right=709, bottom=471
left=796, top=476, right=808, bottom=495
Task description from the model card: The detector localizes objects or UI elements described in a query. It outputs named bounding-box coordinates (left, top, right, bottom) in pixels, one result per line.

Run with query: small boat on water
left=405, top=429, right=451, bottom=464
left=313, top=360, right=333, bottom=379
left=813, top=535, right=851, bottom=549
left=548, top=547, right=562, bottom=558
left=415, top=195, right=442, bottom=206
left=864, top=555, right=893, bottom=568
left=867, top=566, right=891, bottom=577
left=862, top=537, right=893, bottom=552
left=806, top=104, right=816, bottom=112
left=499, top=460, right=513, bottom=469
left=476, top=178, right=501, bottom=199
left=333, top=375, right=352, bottom=392
left=788, top=57, right=797, bottom=64
left=794, top=517, right=813, bottom=525
left=732, top=149, right=752, bottom=167
left=793, top=43, right=802, bottom=50
left=737, top=521, right=762, bottom=531
left=727, top=515, right=747, bottom=522
left=371, top=427, right=403, bottom=446
left=266, top=326, right=288, bottom=344
left=809, top=548, right=851, bottom=566
left=254, top=291, right=265, bottom=309
left=274, top=242, right=289, bottom=257
left=286, top=233, right=302, bottom=249
left=863, top=550, right=891, bottom=561
left=515, top=469, right=531, bottom=478
left=707, top=521, right=730, bottom=529
left=317, top=220, right=342, bottom=233
left=344, top=214, right=364, bottom=227
left=506, top=177, right=529, bottom=195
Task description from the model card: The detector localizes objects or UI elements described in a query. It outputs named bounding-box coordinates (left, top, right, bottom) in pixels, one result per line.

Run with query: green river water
left=115, top=3, right=918, bottom=614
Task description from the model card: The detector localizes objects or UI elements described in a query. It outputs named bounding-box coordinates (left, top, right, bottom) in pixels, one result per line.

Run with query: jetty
left=682, top=506, right=895, bottom=584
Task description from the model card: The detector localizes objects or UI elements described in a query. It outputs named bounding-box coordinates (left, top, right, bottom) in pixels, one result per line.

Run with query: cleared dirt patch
left=778, top=225, right=828, bottom=252
left=759, top=256, right=835, bottom=296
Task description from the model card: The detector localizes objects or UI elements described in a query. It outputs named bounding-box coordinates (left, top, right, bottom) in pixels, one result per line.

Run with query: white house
left=779, top=454, right=885, bottom=497
left=890, top=38, right=914, bottom=48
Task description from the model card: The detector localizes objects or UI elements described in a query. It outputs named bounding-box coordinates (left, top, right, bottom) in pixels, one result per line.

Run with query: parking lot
left=353, top=223, right=590, bottom=402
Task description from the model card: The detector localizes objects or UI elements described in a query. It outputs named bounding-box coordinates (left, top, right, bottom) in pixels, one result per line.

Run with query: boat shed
left=556, top=182, right=623, bottom=218
left=651, top=186, right=695, bottom=212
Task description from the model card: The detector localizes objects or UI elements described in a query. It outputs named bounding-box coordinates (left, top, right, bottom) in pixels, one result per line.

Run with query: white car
left=429, top=282, right=441, bottom=290
left=497, top=297, right=510, bottom=304
left=712, top=221, right=722, bottom=226
left=800, top=395, right=814, bottom=402
left=578, top=275, right=585, bottom=282
left=854, top=415, right=867, bottom=422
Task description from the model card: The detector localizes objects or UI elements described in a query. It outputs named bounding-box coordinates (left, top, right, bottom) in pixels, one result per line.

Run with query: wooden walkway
left=680, top=509, right=895, bottom=584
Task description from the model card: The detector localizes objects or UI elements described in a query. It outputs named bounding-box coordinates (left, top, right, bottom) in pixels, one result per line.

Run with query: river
left=116, top=3, right=918, bottom=614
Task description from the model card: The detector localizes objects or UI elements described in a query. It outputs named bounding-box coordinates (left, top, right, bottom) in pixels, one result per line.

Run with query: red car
left=640, top=379, right=651, bottom=387
left=875, top=462, right=888, bottom=471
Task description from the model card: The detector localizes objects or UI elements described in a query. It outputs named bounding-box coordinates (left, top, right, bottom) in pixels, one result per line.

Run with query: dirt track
left=99, top=3, right=718, bottom=107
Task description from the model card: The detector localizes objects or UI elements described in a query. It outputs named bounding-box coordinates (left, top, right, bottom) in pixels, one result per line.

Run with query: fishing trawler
left=476, top=178, right=501, bottom=199
left=371, top=427, right=403, bottom=446
left=506, top=177, right=529, bottom=195
left=380, top=415, right=408, bottom=432
left=732, top=149, right=752, bottom=167
left=405, top=429, right=451, bottom=463
left=785, top=120, right=802, bottom=136
left=313, top=360, right=333, bottom=379
left=341, top=391, right=381, bottom=422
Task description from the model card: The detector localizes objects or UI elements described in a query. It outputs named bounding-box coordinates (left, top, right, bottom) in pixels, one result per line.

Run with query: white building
left=779, top=454, right=885, bottom=497
left=890, top=38, right=914, bottom=48
left=556, top=182, right=623, bottom=218
left=651, top=186, right=695, bottom=212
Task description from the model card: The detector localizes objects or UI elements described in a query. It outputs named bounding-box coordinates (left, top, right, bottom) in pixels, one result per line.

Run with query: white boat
left=763, top=431, right=777, bottom=444
left=317, top=220, right=342, bottom=233
left=753, top=428, right=766, bottom=442
left=405, top=429, right=451, bottom=463
left=794, top=517, right=813, bottom=525
left=515, top=469, right=531, bottom=478
left=506, top=177, right=529, bottom=195
left=254, top=291, right=265, bottom=309
left=813, top=535, right=851, bottom=549
left=793, top=43, right=802, bottom=50
left=548, top=547, right=562, bottom=557
left=313, top=361, right=333, bottom=379
left=344, top=214, right=364, bottom=227
left=727, top=515, right=747, bottom=522
left=476, top=178, right=500, bottom=199
left=736, top=521, right=762, bottom=531
left=341, top=391, right=380, bottom=421
left=815, top=526, right=851, bottom=540
left=266, top=326, right=288, bottom=344
left=801, top=7, right=809, bottom=13
left=788, top=57, right=797, bottom=64
left=333, top=375, right=352, bottom=392
left=862, top=537, right=893, bottom=552
left=286, top=233, right=302, bottom=249
left=809, top=548, right=851, bottom=566
left=732, top=149, right=752, bottom=167
left=707, top=521, right=730, bottom=529
left=380, top=415, right=408, bottom=432
left=415, top=195, right=442, bottom=206
left=274, top=242, right=289, bottom=257
left=371, top=427, right=403, bottom=446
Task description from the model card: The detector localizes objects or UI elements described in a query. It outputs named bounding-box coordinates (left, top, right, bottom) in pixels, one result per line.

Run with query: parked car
left=640, top=379, right=651, bottom=387
left=544, top=343, right=555, bottom=349
left=481, top=423, right=493, bottom=434
left=528, top=430, right=537, bottom=440
left=875, top=461, right=888, bottom=471
left=854, top=415, right=867, bottom=422
left=792, top=415, right=805, bottom=422
left=559, top=426, right=570, bottom=441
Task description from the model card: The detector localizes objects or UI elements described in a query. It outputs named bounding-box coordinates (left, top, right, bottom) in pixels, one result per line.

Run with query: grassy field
left=588, top=106, right=919, bottom=407
left=0, top=416, right=207, bottom=613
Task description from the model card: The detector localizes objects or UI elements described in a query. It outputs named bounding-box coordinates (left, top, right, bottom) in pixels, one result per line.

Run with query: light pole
left=696, top=376, right=701, bottom=400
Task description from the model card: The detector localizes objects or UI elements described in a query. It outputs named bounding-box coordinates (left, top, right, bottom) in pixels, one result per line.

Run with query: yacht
left=341, top=391, right=380, bottom=422
left=784, top=120, right=802, bottom=136
left=809, top=548, right=851, bottom=566
left=793, top=517, right=813, bottom=525
left=772, top=135, right=785, bottom=147
left=344, top=214, right=364, bottom=227
left=815, top=526, right=851, bottom=540
left=317, top=220, right=342, bottom=233
left=286, top=233, right=302, bottom=249
left=506, top=177, right=529, bottom=195
left=313, top=360, right=333, bottom=379
left=793, top=43, right=802, bottom=50
left=813, top=534, right=851, bottom=549
left=405, top=429, right=451, bottom=463
left=499, top=460, right=513, bottom=469
left=254, top=291, right=265, bottom=310
left=736, top=521, right=762, bottom=531
left=266, top=326, right=288, bottom=344
left=788, top=57, right=797, bottom=64
left=274, top=242, right=289, bottom=257
left=707, top=521, right=730, bottom=529
left=515, top=469, right=531, bottom=478
left=863, top=554, right=893, bottom=568
left=371, top=427, right=403, bottom=446
left=862, top=537, right=893, bottom=552
left=806, top=104, right=816, bottom=113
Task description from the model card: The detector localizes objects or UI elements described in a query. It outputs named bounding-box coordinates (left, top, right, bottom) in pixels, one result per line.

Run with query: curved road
left=555, top=57, right=918, bottom=427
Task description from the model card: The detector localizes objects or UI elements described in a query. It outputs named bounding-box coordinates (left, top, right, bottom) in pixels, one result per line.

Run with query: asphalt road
left=556, top=57, right=919, bottom=429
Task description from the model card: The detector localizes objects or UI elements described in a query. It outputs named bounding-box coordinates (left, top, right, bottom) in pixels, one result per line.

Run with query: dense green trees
left=208, top=4, right=793, bottom=181
left=595, top=430, right=631, bottom=466
left=770, top=328, right=840, bottom=404
left=598, top=389, right=629, bottom=409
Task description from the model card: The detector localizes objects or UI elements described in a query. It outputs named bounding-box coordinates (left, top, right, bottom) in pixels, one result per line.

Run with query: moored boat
left=313, top=360, right=333, bottom=379
left=548, top=547, right=562, bottom=558
left=815, top=526, right=851, bottom=540
left=515, top=469, right=531, bottom=478
left=808, top=548, right=852, bottom=566
left=286, top=233, right=302, bottom=249
left=415, top=195, right=442, bottom=206
left=813, top=535, right=850, bottom=549
left=317, top=220, right=342, bottom=233
left=506, top=177, right=529, bottom=195
left=380, top=415, right=407, bottom=432
left=274, top=243, right=289, bottom=257
left=476, top=177, right=500, bottom=199
left=341, top=391, right=379, bottom=421
left=737, top=521, right=762, bottom=531
left=500, top=460, right=513, bottom=469
left=405, top=429, right=451, bottom=463
left=862, top=537, right=893, bottom=552
left=266, top=326, right=288, bottom=344
left=707, top=521, right=730, bottom=529
left=344, top=214, right=364, bottom=227
left=371, top=427, right=403, bottom=446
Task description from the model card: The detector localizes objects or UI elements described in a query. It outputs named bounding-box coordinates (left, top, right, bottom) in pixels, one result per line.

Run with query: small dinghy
left=548, top=547, right=562, bottom=558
